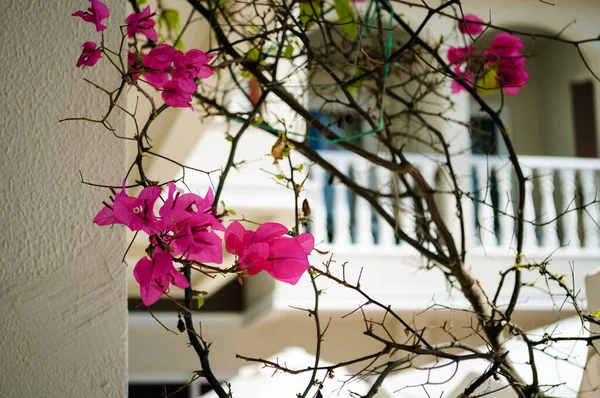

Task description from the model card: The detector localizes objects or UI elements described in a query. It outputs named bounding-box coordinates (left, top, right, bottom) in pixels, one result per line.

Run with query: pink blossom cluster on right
left=448, top=14, right=529, bottom=95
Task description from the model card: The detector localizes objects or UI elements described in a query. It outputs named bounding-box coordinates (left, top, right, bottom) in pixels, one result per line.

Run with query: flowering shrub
left=65, top=2, right=598, bottom=398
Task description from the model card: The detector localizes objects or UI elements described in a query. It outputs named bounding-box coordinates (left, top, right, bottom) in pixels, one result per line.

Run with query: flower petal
left=458, top=14, right=484, bottom=36
left=295, top=233, right=315, bottom=255
left=254, top=222, right=289, bottom=243
left=133, top=256, right=154, bottom=285
left=140, top=277, right=169, bottom=306
left=225, top=221, right=249, bottom=255
left=169, top=269, right=190, bottom=289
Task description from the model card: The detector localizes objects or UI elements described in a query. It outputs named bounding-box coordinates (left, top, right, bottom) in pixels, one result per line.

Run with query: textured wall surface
left=0, top=1, right=127, bottom=396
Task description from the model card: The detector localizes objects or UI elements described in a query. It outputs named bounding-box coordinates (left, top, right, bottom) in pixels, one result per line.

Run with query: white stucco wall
left=0, top=1, right=127, bottom=396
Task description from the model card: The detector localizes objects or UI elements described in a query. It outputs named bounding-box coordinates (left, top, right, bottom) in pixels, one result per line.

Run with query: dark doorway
left=571, top=80, right=598, bottom=158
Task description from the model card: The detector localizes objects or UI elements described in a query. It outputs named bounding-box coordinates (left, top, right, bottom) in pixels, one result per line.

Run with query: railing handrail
left=472, top=154, right=600, bottom=170
left=318, top=150, right=600, bottom=171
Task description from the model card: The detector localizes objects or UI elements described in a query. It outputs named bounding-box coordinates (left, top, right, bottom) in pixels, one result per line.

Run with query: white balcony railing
left=307, top=151, right=600, bottom=254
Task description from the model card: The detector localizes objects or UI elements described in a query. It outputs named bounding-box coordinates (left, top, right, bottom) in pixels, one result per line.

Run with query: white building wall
left=0, top=1, right=127, bottom=396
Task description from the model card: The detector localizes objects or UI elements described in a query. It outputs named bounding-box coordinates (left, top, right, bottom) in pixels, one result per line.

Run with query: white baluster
left=308, top=166, right=328, bottom=245
left=332, top=158, right=351, bottom=246
left=522, top=172, right=538, bottom=249
left=496, top=166, right=515, bottom=249
left=559, top=169, right=580, bottom=248
left=580, top=169, right=600, bottom=248
left=419, top=161, right=438, bottom=188
left=375, top=166, right=397, bottom=247
left=468, top=161, right=480, bottom=246
left=419, top=161, right=438, bottom=244
left=475, top=163, right=496, bottom=247
left=354, top=160, right=374, bottom=246
left=399, top=175, right=416, bottom=242
left=538, top=168, right=559, bottom=248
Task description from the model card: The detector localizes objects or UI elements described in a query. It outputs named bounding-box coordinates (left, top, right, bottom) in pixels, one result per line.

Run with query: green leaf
left=228, top=209, right=236, bottom=216
left=593, top=309, right=600, bottom=318
left=283, top=44, right=294, bottom=59
left=299, top=1, right=321, bottom=29
left=333, top=0, right=358, bottom=40
left=256, top=115, right=265, bottom=124
left=226, top=135, right=234, bottom=142
left=275, top=174, right=285, bottom=180
left=137, top=0, right=148, bottom=5
left=162, top=9, right=180, bottom=30
left=247, top=48, right=261, bottom=62
left=348, top=63, right=367, bottom=95
left=197, top=295, right=205, bottom=309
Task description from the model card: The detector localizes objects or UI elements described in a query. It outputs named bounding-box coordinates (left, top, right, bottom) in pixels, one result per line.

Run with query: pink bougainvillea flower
left=162, top=78, right=197, bottom=109
left=447, top=32, right=528, bottom=95
left=76, top=41, right=102, bottom=69
left=144, top=70, right=170, bottom=89
left=447, top=45, right=475, bottom=65
left=143, top=44, right=175, bottom=70
left=264, top=233, right=314, bottom=284
left=112, top=185, right=162, bottom=233
left=458, top=14, right=484, bottom=36
left=159, top=183, right=218, bottom=222
left=484, top=33, right=524, bottom=60
left=162, top=210, right=224, bottom=263
left=494, top=58, right=529, bottom=95
left=133, top=250, right=190, bottom=306
left=142, top=44, right=176, bottom=89
left=95, top=182, right=224, bottom=264
left=93, top=181, right=127, bottom=226
left=93, top=180, right=162, bottom=234
left=172, top=49, right=215, bottom=80
left=483, top=33, right=528, bottom=95
left=72, top=0, right=110, bottom=32
left=225, top=221, right=314, bottom=285
left=125, top=6, right=158, bottom=42
left=157, top=183, right=224, bottom=263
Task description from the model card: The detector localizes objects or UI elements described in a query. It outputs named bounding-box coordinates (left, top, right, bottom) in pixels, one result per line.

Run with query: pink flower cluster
left=72, top=1, right=214, bottom=108
left=448, top=14, right=529, bottom=95
left=225, top=222, right=314, bottom=285
left=94, top=183, right=314, bottom=305
left=128, top=45, right=215, bottom=109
